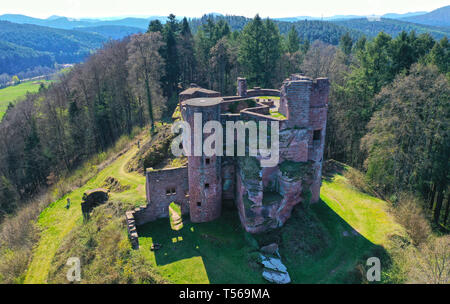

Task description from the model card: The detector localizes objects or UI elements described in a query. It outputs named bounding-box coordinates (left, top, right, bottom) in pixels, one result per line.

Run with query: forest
left=0, top=14, right=448, bottom=283
left=0, top=13, right=448, bottom=224
left=2, top=12, right=449, bottom=77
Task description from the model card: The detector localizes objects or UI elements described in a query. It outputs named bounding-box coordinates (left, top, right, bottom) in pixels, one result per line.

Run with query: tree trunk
left=433, top=186, right=444, bottom=224
left=144, top=75, right=155, bottom=133
left=429, top=183, right=436, bottom=210
left=443, top=193, right=450, bottom=226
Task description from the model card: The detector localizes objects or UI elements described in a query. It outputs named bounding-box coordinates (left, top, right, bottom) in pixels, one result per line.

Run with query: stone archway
left=169, top=202, right=183, bottom=231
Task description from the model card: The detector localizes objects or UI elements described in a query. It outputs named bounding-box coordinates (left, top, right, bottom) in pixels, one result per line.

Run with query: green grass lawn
left=136, top=169, right=405, bottom=283
left=25, top=138, right=404, bottom=283
left=24, top=146, right=146, bottom=283
left=138, top=208, right=264, bottom=283
left=0, top=80, right=53, bottom=121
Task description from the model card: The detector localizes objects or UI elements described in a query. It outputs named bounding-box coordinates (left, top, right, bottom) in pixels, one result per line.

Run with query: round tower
left=184, top=97, right=222, bottom=223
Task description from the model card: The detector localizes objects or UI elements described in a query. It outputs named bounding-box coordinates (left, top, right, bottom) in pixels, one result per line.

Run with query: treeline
left=0, top=35, right=164, bottom=215
left=189, top=14, right=363, bottom=45
left=316, top=31, right=450, bottom=227
left=0, top=14, right=448, bottom=228
left=333, top=18, right=450, bottom=40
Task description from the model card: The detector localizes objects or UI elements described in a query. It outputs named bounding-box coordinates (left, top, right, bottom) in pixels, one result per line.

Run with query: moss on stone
left=238, top=156, right=261, bottom=181
left=262, top=191, right=282, bottom=205
left=279, top=160, right=313, bottom=181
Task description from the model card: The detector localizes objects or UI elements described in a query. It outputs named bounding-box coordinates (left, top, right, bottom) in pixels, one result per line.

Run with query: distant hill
left=0, top=40, right=53, bottom=75
left=0, top=14, right=172, bottom=30
left=275, top=11, right=427, bottom=22
left=402, top=5, right=450, bottom=27
left=0, top=21, right=106, bottom=75
left=1, top=11, right=448, bottom=76
left=332, top=18, right=450, bottom=40
left=189, top=15, right=364, bottom=45
left=383, top=11, right=427, bottom=19
left=74, top=25, right=142, bottom=40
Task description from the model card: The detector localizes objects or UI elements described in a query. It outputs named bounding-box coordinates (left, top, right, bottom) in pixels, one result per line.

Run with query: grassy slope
left=24, top=146, right=145, bottom=283
left=136, top=169, right=405, bottom=283
left=25, top=141, right=404, bottom=283
left=0, top=80, right=52, bottom=121
left=284, top=174, right=405, bottom=283
left=321, top=174, right=403, bottom=246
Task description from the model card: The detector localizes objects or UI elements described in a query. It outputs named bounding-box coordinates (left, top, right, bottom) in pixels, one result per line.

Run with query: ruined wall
left=233, top=74, right=330, bottom=233
left=134, top=166, right=189, bottom=225
left=130, top=74, right=329, bottom=241
left=308, top=78, right=329, bottom=202
left=279, top=128, right=309, bottom=163
left=234, top=156, right=312, bottom=233
left=246, top=88, right=280, bottom=98
left=280, top=77, right=312, bottom=129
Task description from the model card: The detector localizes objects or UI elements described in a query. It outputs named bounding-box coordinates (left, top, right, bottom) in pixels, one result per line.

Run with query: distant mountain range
left=0, top=5, right=449, bottom=29
left=0, top=14, right=173, bottom=30
left=0, top=6, right=448, bottom=76
left=276, top=5, right=449, bottom=27
left=275, top=11, right=428, bottom=22
left=332, top=18, right=449, bottom=40
left=402, top=5, right=450, bottom=27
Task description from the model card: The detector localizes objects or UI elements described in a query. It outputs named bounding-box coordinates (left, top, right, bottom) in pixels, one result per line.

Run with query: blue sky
left=1, top=0, right=448, bottom=19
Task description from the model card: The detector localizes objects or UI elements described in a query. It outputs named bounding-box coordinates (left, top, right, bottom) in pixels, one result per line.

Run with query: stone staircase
left=125, top=205, right=148, bottom=250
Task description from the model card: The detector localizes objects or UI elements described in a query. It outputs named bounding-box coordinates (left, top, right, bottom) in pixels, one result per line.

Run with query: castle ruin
left=126, top=74, right=330, bottom=248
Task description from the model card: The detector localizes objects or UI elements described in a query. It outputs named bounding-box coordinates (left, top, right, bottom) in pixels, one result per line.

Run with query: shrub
left=343, top=167, right=378, bottom=197
left=393, top=195, right=431, bottom=246
left=127, top=124, right=175, bottom=173
left=48, top=201, right=167, bottom=284
left=408, top=235, right=449, bottom=284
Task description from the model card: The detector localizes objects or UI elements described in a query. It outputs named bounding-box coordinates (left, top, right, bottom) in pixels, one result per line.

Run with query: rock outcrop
left=260, top=253, right=291, bottom=284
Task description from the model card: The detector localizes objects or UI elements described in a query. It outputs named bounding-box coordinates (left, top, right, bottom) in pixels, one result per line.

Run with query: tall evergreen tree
left=287, top=26, right=300, bottom=53
left=161, top=14, right=181, bottom=102
left=179, top=17, right=196, bottom=87
left=239, top=15, right=281, bottom=87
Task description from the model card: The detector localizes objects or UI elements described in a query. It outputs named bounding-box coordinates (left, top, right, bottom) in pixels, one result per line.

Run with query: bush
left=408, top=235, right=449, bottom=284
left=0, top=194, right=45, bottom=283
left=343, top=167, right=378, bottom=197
left=48, top=201, right=167, bottom=284
left=127, top=124, right=175, bottom=173
left=393, top=195, right=431, bottom=246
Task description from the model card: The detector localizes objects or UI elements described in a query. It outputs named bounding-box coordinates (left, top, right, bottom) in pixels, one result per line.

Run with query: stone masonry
left=128, top=73, right=330, bottom=246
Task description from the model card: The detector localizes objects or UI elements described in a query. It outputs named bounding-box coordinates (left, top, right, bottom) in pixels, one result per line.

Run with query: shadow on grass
left=137, top=205, right=264, bottom=283
left=308, top=200, right=390, bottom=283
left=137, top=199, right=391, bottom=284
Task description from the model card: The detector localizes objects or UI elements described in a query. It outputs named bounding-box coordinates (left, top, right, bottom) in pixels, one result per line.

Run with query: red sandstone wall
left=136, top=166, right=189, bottom=225
left=185, top=101, right=223, bottom=223
left=281, top=79, right=312, bottom=129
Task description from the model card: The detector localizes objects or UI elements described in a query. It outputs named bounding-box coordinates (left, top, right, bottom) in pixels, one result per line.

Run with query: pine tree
left=287, top=26, right=300, bottom=54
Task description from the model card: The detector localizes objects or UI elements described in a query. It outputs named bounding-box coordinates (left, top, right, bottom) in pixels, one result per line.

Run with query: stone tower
left=279, top=74, right=330, bottom=202
left=237, top=77, right=247, bottom=97
left=184, top=97, right=223, bottom=222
